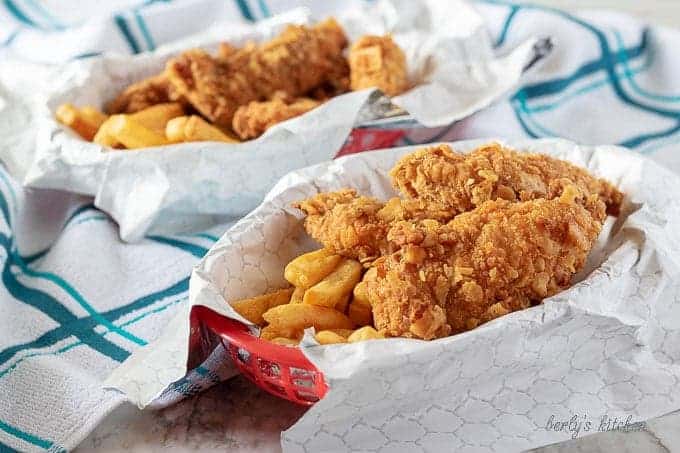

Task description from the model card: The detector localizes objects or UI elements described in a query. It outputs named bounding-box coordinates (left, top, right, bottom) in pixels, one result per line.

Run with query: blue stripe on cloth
left=147, top=236, right=209, bottom=258
left=2, top=0, right=36, bottom=27
left=495, top=4, right=518, bottom=47
left=614, top=30, right=680, bottom=103
left=0, top=419, right=55, bottom=450
left=257, top=0, right=270, bottom=18
left=191, top=233, right=219, bottom=242
left=1, top=243, right=132, bottom=362
left=0, top=276, right=189, bottom=367
left=114, top=14, right=141, bottom=53
left=234, top=0, right=255, bottom=21
left=23, top=0, right=64, bottom=29
left=1, top=30, right=19, bottom=47
left=0, top=295, right=185, bottom=379
left=134, top=10, right=155, bottom=50
left=71, top=51, right=102, bottom=60
left=14, top=249, right=146, bottom=347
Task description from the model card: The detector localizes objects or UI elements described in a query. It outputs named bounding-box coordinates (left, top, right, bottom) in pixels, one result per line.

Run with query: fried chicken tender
left=165, top=19, right=348, bottom=127
left=391, top=143, right=623, bottom=217
left=106, top=74, right=182, bottom=114
left=232, top=92, right=320, bottom=140
left=294, top=189, right=455, bottom=263
left=349, top=34, right=408, bottom=96
left=367, top=190, right=605, bottom=339
left=165, top=49, right=259, bottom=128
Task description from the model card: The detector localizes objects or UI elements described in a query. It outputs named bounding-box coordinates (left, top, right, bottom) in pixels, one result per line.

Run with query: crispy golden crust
left=294, top=190, right=459, bottom=263
left=390, top=143, right=623, bottom=217
left=165, top=49, right=258, bottom=127
left=106, top=74, right=182, bottom=114
left=368, top=195, right=604, bottom=339
left=349, top=34, right=408, bottom=96
left=232, top=92, right=320, bottom=140
left=165, top=20, right=348, bottom=127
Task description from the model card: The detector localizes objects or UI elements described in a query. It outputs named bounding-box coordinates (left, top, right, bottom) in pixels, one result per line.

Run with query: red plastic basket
left=192, top=306, right=328, bottom=405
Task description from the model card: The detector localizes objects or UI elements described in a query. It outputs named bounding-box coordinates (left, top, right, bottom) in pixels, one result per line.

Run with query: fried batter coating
left=368, top=193, right=605, bottom=339
left=106, top=74, right=182, bottom=114
left=390, top=143, right=623, bottom=217
left=232, top=92, right=320, bottom=140
left=294, top=189, right=457, bottom=263
left=165, top=49, right=259, bottom=127
left=349, top=34, right=408, bottom=96
left=165, top=19, right=348, bottom=127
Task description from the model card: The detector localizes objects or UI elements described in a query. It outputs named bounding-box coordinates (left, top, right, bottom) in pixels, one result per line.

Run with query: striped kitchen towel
left=2, top=0, right=680, bottom=451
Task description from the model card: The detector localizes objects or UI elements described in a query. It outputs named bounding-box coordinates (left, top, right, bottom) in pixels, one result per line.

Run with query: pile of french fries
left=230, top=248, right=383, bottom=346
left=55, top=102, right=239, bottom=149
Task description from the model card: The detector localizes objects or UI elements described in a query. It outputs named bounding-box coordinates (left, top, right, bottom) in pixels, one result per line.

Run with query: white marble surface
left=77, top=2, right=680, bottom=452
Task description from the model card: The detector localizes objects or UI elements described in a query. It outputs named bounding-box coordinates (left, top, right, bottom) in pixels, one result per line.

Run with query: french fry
left=130, top=103, right=184, bottom=135
left=55, top=103, right=100, bottom=141
left=328, top=329, right=353, bottom=338
left=93, top=120, right=121, bottom=148
left=263, top=303, right=353, bottom=331
left=315, top=330, right=347, bottom=345
left=105, top=114, right=169, bottom=149
left=348, top=326, right=384, bottom=343
left=165, top=115, right=238, bottom=143
left=303, top=259, right=362, bottom=309
left=335, top=294, right=350, bottom=314
left=284, top=248, right=342, bottom=288
left=290, top=286, right=305, bottom=303
left=271, top=337, right=299, bottom=346
left=260, top=325, right=301, bottom=341
left=348, top=296, right=373, bottom=327
left=230, top=287, right=294, bottom=325
left=165, top=116, right=190, bottom=143
left=80, top=106, right=108, bottom=129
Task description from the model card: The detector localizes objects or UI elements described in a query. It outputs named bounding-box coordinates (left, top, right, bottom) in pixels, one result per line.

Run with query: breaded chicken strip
left=349, top=34, right=408, bottom=96
left=232, top=92, right=320, bottom=140
left=294, top=189, right=454, bottom=263
left=165, top=19, right=347, bottom=127
left=391, top=143, right=623, bottom=217
left=367, top=189, right=605, bottom=339
left=106, top=74, right=182, bottom=114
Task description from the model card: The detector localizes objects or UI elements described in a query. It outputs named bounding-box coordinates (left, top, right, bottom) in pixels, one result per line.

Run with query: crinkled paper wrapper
left=11, top=0, right=536, bottom=242
left=106, top=138, right=680, bottom=452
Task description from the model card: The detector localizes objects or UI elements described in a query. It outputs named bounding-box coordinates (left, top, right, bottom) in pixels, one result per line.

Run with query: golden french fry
left=55, top=103, right=100, bottom=141
left=105, top=114, right=169, bottom=149
left=230, top=287, right=294, bottom=325
left=348, top=296, right=373, bottom=327
left=271, top=337, right=299, bottom=346
left=260, top=325, right=301, bottom=341
left=165, top=116, right=190, bottom=143
left=290, top=286, right=305, bottom=304
left=348, top=326, right=384, bottom=343
left=303, top=259, right=362, bottom=309
left=80, top=106, right=108, bottom=128
left=284, top=248, right=342, bottom=288
left=328, top=328, right=353, bottom=338
left=130, top=102, right=184, bottom=134
left=315, top=330, right=347, bottom=345
left=185, top=115, right=238, bottom=142
left=263, top=303, right=353, bottom=331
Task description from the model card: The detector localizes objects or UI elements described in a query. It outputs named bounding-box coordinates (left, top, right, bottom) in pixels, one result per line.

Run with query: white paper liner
left=5, top=0, right=537, bottom=241
left=106, top=137, right=680, bottom=452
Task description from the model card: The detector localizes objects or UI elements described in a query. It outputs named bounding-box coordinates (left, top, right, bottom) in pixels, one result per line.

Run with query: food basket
left=191, top=306, right=327, bottom=406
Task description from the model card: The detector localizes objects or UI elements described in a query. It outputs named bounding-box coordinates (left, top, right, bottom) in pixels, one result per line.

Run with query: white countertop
left=76, top=2, right=680, bottom=452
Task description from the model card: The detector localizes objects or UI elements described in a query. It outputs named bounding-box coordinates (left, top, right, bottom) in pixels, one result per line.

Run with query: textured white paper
left=107, top=138, right=680, bottom=452
left=9, top=0, right=536, bottom=242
